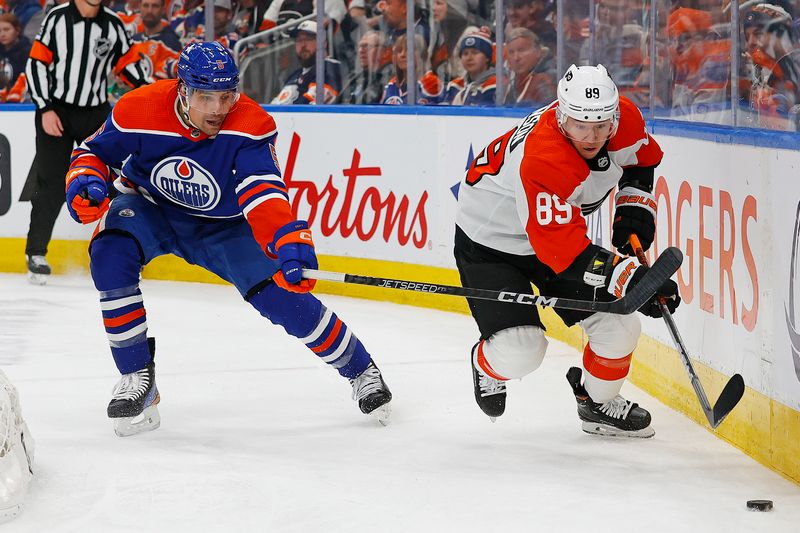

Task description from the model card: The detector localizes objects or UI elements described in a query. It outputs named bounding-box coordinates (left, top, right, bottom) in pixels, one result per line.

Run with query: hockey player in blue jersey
left=65, top=41, right=392, bottom=436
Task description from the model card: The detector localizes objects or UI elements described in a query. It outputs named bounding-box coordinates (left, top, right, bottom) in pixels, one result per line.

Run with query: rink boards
left=0, top=105, right=797, bottom=484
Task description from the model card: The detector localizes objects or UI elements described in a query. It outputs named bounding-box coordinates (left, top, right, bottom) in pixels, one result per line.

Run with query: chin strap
left=177, top=85, right=204, bottom=133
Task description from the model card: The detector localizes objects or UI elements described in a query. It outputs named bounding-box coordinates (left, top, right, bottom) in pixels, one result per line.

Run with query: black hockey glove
left=627, top=264, right=681, bottom=318
left=612, top=186, right=657, bottom=256
left=562, top=245, right=680, bottom=319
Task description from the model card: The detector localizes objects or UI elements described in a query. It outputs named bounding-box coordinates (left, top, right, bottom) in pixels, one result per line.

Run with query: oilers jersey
left=381, top=71, right=443, bottom=105
left=68, top=79, right=293, bottom=251
left=271, top=58, right=343, bottom=104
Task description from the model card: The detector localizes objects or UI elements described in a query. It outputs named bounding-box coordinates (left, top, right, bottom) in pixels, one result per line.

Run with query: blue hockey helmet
left=177, top=41, right=239, bottom=92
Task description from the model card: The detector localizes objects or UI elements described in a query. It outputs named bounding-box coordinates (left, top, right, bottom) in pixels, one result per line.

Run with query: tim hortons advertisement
left=269, top=112, right=515, bottom=269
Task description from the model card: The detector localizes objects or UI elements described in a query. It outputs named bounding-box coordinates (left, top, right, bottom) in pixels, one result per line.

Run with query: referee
left=24, top=0, right=148, bottom=284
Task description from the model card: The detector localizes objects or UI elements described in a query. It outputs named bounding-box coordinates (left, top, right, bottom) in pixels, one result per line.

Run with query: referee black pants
left=25, top=102, right=110, bottom=256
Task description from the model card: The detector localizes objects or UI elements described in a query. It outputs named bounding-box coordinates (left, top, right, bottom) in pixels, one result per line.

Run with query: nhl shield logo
left=94, top=37, right=112, bottom=59
left=150, top=157, right=221, bottom=211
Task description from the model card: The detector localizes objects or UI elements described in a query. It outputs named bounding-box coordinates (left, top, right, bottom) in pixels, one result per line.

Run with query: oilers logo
left=150, top=157, right=220, bottom=211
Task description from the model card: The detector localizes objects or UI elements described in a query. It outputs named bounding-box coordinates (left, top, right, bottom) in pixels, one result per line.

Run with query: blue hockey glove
left=268, top=221, right=318, bottom=293
left=66, top=170, right=109, bottom=224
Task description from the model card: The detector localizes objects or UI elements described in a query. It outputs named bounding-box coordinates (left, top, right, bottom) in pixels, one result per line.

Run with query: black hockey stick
left=302, top=247, right=682, bottom=315
left=630, top=235, right=745, bottom=428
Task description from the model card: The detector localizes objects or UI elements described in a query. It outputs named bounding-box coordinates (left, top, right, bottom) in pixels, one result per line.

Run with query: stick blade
left=621, top=247, right=684, bottom=314
left=711, top=374, right=745, bottom=428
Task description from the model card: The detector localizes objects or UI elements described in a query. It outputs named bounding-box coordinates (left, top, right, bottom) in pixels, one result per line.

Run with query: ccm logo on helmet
left=213, top=77, right=234, bottom=82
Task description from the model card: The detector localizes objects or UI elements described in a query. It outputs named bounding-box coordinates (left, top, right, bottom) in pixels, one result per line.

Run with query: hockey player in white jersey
left=454, top=64, right=681, bottom=437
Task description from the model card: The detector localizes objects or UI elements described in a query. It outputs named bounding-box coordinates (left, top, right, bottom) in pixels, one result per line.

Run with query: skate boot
left=566, top=367, right=654, bottom=438
left=26, top=255, right=51, bottom=285
left=471, top=343, right=506, bottom=422
left=107, top=337, right=160, bottom=437
left=350, top=361, right=392, bottom=426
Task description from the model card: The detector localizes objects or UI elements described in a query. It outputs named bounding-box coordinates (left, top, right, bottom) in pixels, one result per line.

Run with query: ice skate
left=107, top=338, right=160, bottom=437
left=566, top=367, right=654, bottom=438
left=26, top=255, right=51, bottom=285
left=350, top=361, right=392, bottom=426
left=471, top=343, right=506, bottom=422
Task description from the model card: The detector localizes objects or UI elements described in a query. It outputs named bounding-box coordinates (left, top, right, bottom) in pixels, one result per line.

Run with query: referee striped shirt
left=26, top=1, right=148, bottom=111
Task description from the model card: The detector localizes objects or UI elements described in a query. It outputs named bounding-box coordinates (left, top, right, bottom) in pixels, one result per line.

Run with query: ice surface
left=0, top=273, right=797, bottom=532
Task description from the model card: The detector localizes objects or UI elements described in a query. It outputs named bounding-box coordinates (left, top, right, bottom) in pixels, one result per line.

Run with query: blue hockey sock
left=248, top=283, right=371, bottom=378
left=91, top=233, right=151, bottom=373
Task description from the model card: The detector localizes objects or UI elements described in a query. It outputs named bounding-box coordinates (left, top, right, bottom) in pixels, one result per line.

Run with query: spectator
left=504, top=27, right=556, bottom=106
left=667, top=7, right=730, bottom=118
left=0, top=12, right=31, bottom=102
left=339, top=29, right=392, bottom=104
left=116, top=0, right=142, bottom=35
left=129, top=0, right=181, bottom=81
left=23, top=0, right=148, bottom=284
left=271, top=20, right=343, bottom=104
left=174, top=0, right=241, bottom=50
left=381, top=32, right=443, bottom=104
left=444, top=31, right=496, bottom=105
left=133, top=0, right=182, bottom=51
left=380, top=0, right=433, bottom=56
left=579, top=0, right=650, bottom=105
left=504, top=0, right=555, bottom=50
left=6, top=0, right=41, bottom=40
left=233, top=0, right=270, bottom=37
left=741, top=3, right=800, bottom=126
left=432, top=0, right=471, bottom=77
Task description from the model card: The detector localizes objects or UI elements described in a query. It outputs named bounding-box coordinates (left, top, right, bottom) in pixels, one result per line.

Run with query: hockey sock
left=90, top=233, right=150, bottom=374
left=249, top=284, right=371, bottom=379
left=582, top=343, right=632, bottom=403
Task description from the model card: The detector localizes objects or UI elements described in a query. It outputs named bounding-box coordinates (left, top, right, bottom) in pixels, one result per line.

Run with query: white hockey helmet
left=556, top=64, right=620, bottom=142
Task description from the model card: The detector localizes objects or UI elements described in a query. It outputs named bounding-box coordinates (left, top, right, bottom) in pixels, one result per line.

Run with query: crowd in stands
left=1, top=0, right=800, bottom=129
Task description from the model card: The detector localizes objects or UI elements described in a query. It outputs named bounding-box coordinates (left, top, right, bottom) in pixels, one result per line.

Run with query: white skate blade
left=370, top=403, right=391, bottom=426
left=27, top=272, right=48, bottom=285
left=581, top=421, right=655, bottom=439
left=113, top=405, right=161, bottom=437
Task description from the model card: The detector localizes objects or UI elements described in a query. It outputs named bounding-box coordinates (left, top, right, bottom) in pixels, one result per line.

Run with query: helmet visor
left=185, top=86, right=240, bottom=114
left=559, top=115, right=618, bottom=143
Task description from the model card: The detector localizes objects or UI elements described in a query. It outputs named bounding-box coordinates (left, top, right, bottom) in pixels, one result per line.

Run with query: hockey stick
left=302, top=247, right=683, bottom=315
left=629, top=235, right=745, bottom=428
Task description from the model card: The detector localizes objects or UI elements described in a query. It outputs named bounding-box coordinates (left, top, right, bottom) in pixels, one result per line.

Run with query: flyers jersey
left=455, top=95, right=663, bottom=274
left=68, top=79, right=293, bottom=251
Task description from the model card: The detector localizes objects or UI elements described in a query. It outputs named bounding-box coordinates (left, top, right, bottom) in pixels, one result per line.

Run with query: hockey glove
left=612, top=186, right=657, bottom=256
left=268, top=221, right=318, bottom=293
left=65, top=170, right=110, bottom=224
left=607, top=257, right=681, bottom=318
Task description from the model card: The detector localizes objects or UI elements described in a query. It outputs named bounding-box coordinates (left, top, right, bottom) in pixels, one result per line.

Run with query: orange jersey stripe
left=311, top=319, right=343, bottom=354
left=582, top=345, right=632, bottom=381
left=237, top=182, right=287, bottom=206
left=103, top=308, right=146, bottom=328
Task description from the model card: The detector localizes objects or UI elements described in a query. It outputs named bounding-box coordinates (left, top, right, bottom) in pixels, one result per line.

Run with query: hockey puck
left=746, top=500, right=773, bottom=512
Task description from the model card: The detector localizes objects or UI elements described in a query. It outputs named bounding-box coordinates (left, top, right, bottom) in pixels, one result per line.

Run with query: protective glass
left=185, top=86, right=241, bottom=114
left=559, top=116, right=618, bottom=143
